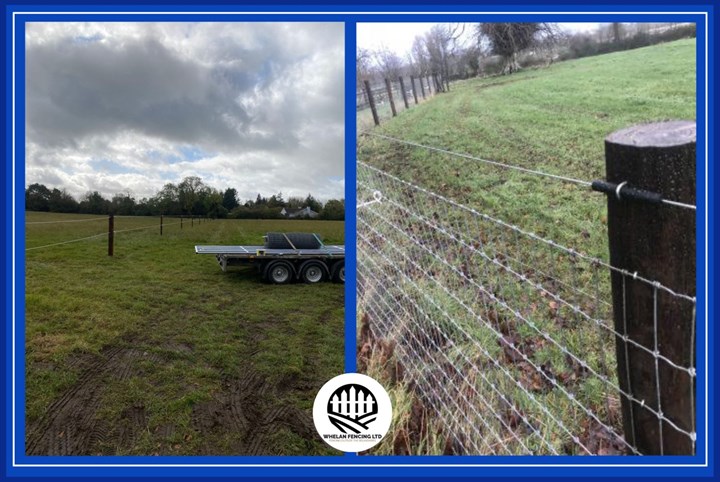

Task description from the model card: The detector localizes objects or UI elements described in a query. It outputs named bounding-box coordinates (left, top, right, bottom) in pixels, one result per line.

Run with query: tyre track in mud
left=26, top=346, right=161, bottom=456
left=28, top=344, right=318, bottom=455
left=191, top=370, right=315, bottom=455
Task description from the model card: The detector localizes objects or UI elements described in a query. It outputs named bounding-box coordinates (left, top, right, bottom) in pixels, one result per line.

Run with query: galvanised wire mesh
left=357, top=160, right=696, bottom=455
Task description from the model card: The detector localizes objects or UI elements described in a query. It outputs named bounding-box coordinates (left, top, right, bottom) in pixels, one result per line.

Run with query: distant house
left=280, top=206, right=319, bottom=219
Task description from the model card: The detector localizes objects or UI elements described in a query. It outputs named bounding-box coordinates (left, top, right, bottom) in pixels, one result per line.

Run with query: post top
left=606, top=120, right=696, bottom=148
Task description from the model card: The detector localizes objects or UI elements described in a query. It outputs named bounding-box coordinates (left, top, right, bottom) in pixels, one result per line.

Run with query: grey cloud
left=27, top=36, right=252, bottom=148
left=25, top=23, right=345, bottom=201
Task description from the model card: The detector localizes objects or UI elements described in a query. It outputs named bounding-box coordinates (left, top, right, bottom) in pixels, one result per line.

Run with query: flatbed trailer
left=195, top=244, right=345, bottom=284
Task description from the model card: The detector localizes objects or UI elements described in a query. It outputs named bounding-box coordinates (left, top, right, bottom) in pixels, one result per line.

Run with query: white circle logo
left=313, top=373, right=392, bottom=452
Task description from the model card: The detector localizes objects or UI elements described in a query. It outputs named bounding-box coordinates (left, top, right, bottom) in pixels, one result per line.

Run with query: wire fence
left=25, top=215, right=195, bottom=252
left=357, top=75, right=441, bottom=132
left=364, top=132, right=696, bottom=211
left=357, top=157, right=696, bottom=455
left=25, top=216, right=108, bottom=225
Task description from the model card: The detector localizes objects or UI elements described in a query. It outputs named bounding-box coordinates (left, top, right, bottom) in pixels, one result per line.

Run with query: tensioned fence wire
left=25, top=216, right=107, bottom=225
left=25, top=218, right=184, bottom=251
left=357, top=160, right=696, bottom=455
left=363, top=132, right=697, bottom=211
left=25, top=232, right=109, bottom=251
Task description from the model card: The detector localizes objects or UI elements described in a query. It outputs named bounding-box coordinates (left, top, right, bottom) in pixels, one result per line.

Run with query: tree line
left=357, top=22, right=696, bottom=90
left=25, top=176, right=345, bottom=220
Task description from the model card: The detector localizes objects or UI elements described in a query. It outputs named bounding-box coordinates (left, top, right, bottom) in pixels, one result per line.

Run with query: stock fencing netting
left=356, top=160, right=696, bottom=455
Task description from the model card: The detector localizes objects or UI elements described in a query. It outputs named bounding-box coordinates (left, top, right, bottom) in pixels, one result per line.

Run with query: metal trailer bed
left=195, top=244, right=345, bottom=284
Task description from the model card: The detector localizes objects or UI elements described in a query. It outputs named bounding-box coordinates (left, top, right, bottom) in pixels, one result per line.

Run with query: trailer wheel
left=265, top=261, right=293, bottom=284
left=331, top=261, right=345, bottom=284
left=299, top=261, right=326, bottom=284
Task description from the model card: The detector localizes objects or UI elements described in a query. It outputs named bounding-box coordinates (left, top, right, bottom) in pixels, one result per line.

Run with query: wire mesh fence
left=357, top=160, right=696, bottom=455
left=357, top=76, right=438, bottom=132
left=25, top=214, right=194, bottom=253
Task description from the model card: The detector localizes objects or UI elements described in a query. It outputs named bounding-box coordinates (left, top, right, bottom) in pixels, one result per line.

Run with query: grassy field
left=24, top=212, right=344, bottom=456
left=357, top=39, right=696, bottom=455
left=358, top=38, right=695, bottom=259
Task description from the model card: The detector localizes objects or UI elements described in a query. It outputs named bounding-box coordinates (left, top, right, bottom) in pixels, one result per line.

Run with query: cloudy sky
left=357, top=22, right=602, bottom=56
left=26, top=22, right=345, bottom=203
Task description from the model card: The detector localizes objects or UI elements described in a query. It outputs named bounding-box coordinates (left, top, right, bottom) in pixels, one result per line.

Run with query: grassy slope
left=357, top=39, right=696, bottom=455
left=25, top=213, right=344, bottom=455
left=358, top=38, right=696, bottom=260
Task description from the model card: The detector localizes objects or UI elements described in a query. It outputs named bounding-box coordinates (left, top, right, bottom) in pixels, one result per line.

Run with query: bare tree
left=373, top=47, right=404, bottom=80
left=423, top=23, right=466, bottom=90
left=357, top=47, right=373, bottom=104
left=409, top=35, right=430, bottom=76
left=357, top=47, right=373, bottom=81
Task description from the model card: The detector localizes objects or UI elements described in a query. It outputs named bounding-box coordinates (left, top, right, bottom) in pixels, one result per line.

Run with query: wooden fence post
left=160, top=214, right=163, bottom=235
left=410, top=75, right=419, bottom=104
left=363, top=80, right=380, bottom=126
left=108, top=214, right=114, bottom=257
left=398, top=76, right=409, bottom=110
left=385, top=78, right=397, bottom=117
left=419, top=74, right=426, bottom=99
left=604, top=120, right=696, bottom=455
left=181, top=215, right=183, bottom=229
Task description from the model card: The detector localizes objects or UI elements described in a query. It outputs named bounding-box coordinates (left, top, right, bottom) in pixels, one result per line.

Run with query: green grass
left=25, top=212, right=344, bottom=455
left=358, top=38, right=695, bottom=258
left=357, top=39, right=696, bottom=455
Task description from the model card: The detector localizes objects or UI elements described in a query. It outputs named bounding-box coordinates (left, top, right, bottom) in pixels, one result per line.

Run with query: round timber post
left=604, top=120, right=696, bottom=455
left=364, top=80, right=380, bottom=126
left=385, top=78, right=397, bottom=117
left=108, top=214, right=114, bottom=257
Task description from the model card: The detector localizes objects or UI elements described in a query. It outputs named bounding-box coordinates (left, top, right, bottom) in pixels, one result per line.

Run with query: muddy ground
left=26, top=339, right=325, bottom=456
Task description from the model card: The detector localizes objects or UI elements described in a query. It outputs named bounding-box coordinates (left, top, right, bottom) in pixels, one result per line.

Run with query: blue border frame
left=3, top=2, right=715, bottom=479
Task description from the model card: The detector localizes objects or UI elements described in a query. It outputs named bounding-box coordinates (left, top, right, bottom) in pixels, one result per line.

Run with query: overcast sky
left=26, top=22, right=345, bottom=203
left=357, top=22, right=602, bottom=56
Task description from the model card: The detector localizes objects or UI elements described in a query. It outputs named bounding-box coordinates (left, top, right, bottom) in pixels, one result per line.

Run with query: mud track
left=190, top=370, right=315, bottom=455
left=26, top=344, right=315, bottom=456
left=26, top=346, right=159, bottom=455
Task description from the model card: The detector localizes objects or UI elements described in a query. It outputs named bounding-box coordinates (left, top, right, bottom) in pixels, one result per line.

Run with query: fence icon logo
left=327, top=383, right=378, bottom=434
left=313, top=373, right=392, bottom=452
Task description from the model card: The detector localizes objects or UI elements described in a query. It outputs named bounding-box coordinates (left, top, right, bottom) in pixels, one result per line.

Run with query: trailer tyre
left=265, top=261, right=293, bottom=284
left=299, top=261, right=327, bottom=284
left=331, top=261, right=345, bottom=284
